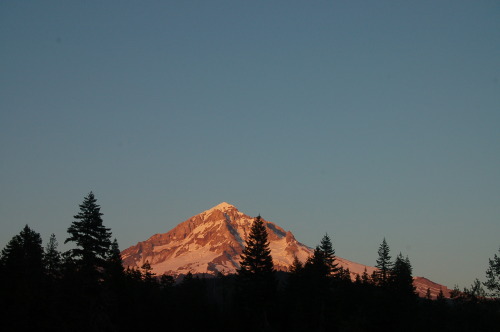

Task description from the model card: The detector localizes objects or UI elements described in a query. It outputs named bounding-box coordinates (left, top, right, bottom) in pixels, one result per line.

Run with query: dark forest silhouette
left=1, top=193, right=499, bottom=331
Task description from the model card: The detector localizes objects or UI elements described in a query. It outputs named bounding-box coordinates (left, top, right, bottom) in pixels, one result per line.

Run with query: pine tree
left=361, top=267, right=371, bottom=284
left=62, top=194, right=115, bottom=330
left=237, top=215, right=275, bottom=326
left=125, top=266, right=142, bottom=283
left=238, top=215, right=275, bottom=278
left=374, top=238, right=393, bottom=286
left=65, top=192, right=112, bottom=280
left=183, top=271, right=194, bottom=283
left=338, top=267, right=351, bottom=282
left=289, top=255, right=304, bottom=274
left=0, top=225, right=45, bottom=330
left=141, top=260, right=156, bottom=284
left=437, top=288, right=445, bottom=301
left=319, top=233, right=339, bottom=276
left=305, top=246, right=328, bottom=278
left=44, top=233, right=61, bottom=278
left=389, top=253, right=415, bottom=298
left=104, top=238, right=124, bottom=284
left=1, top=225, right=44, bottom=280
left=484, top=247, right=500, bottom=297
left=426, top=288, right=432, bottom=300
left=464, top=278, right=487, bottom=301
left=302, top=234, right=340, bottom=331
left=449, top=285, right=461, bottom=299
left=304, top=233, right=339, bottom=279
left=287, top=255, right=305, bottom=297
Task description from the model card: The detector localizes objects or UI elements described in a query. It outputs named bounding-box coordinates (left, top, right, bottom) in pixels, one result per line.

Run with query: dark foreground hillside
left=2, top=194, right=499, bottom=331
left=1, top=267, right=499, bottom=332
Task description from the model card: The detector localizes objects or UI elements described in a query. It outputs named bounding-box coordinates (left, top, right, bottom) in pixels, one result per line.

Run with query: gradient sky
left=1, top=1, right=499, bottom=288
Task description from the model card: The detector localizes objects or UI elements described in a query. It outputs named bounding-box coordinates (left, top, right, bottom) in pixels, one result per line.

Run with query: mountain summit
left=206, top=201, right=235, bottom=212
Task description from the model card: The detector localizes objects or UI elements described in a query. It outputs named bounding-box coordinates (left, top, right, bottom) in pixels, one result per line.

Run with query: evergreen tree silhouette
left=449, top=285, right=461, bottom=299
left=361, top=267, right=371, bottom=285
left=287, top=255, right=305, bottom=297
left=463, top=278, right=487, bottom=301
left=319, top=233, right=339, bottom=276
left=289, top=255, right=304, bottom=274
left=141, top=260, right=157, bottom=285
left=305, top=245, right=329, bottom=279
left=389, top=253, right=416, bottom=298
left=426, top=287, right=432, bottom=300
left=63, top=192, right=113, bottom=330
left=237, top=215, right=275, bottom=329
left=304, top=234, right=339, bottom=280
left=65, top=192, right=112, bottom=282
left=0, top=225, right=45, bottom=330
left=337, top=266, right=351, bottom=281
left=1, top=225, right=44, bottom=280
left=302, top=234, right=341, bottom=331
left=44, top=233, right=62, bottom=278
left=105, top=238, right=124, bottom=284
left=437, top=288, right=445, bottom=301
left=238, top=215, right=274, bottom=278
left=484, top=246, right=500, bottom=297
left=374, top=238, right=393, bottom=287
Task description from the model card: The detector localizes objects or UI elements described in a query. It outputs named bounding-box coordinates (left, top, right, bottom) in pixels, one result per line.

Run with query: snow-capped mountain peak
left=121, top=202, right=451, bottom=298
left=205, top=202, right=236, bottom=213
left=121, top=202, right=312, bottom=275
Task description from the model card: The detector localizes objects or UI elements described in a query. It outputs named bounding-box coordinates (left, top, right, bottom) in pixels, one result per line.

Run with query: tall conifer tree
left=237, top=215, right=275, bottom=325
left=374, top=238, right=393, bottom=286
left=319, top=233, right=339, bottom=276
left=44, top=233, right=61, bottom=278
left=104, top=238, right=124, bottom=284
left=361, top=267, right=371, bottom=284
left=289, top=255, right=304, bottom=274
left=389, top=253, right=415, bottom=297
left=305, top=233, right=339, bottom=279
left=0, top=225, right=45, bottom=330
left=238, top=215, right=274, bottom=277
left=1, top=225, right=44, bottom=281
left=65, top=192, right=112, bottom=280
left=287, top=255, right=305, bottom=295
left=484, top=247, right=500, bottom=297
left=305, top=246, right=328, bottom=278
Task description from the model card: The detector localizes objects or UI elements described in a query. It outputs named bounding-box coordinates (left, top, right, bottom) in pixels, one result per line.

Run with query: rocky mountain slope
left=121, top=202, right=450, bottom=298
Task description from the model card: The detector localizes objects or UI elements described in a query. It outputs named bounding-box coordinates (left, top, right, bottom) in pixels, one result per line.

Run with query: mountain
left=121, top=202, right=450, bottom=298
left=122, top=202, right=312, bottom=274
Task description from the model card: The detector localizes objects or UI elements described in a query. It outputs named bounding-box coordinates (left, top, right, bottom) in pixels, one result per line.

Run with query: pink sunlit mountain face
left=121, top=202, right=450, bottom=298
left=122, top=202, right=312, bottom=274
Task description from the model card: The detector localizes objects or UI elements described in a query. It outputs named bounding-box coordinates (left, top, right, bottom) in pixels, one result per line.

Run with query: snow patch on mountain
left=202, top=202, right=237, bottom=216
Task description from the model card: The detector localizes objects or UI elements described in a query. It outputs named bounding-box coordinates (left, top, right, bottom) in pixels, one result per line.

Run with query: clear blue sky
left=1, top=1, right=499, bottom=288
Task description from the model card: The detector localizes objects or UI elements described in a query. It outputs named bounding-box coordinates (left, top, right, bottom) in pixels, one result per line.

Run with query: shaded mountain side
left=121, top=202, right=450, bottom=298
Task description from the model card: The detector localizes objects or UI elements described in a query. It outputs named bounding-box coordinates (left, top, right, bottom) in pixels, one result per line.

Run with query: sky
left=1, top=1, right=499, bottom=288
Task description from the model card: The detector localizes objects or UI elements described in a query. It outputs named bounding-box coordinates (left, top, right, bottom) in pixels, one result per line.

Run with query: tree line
left=1, top=192, right=499, bottom=331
